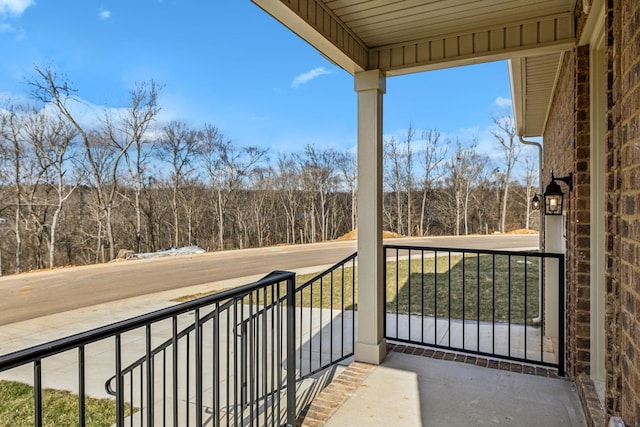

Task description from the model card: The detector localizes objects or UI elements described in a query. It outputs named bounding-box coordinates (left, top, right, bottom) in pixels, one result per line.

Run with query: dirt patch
left=337, top=229, right=404, bottom=241
left=505, top=229, right=539, bottom=235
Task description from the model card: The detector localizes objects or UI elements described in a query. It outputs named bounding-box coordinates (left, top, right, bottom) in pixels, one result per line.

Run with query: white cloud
left=291, top=67, right=332, bottom=88
left=495, top=96, right=512, bottom=108
left=0, top=0, right=35, bottom=16
left=98, top=9, right=111, bottom=20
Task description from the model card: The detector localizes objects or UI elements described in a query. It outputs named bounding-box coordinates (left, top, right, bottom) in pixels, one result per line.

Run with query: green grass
left=0, top=380, right=137, bottom=427
left=173, top=253, right=540, bottom=325
left=386, top=253, right=540, bottom=324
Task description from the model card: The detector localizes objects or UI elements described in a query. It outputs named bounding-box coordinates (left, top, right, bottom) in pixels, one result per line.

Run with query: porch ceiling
left=252, top=0, right=578, bottom=137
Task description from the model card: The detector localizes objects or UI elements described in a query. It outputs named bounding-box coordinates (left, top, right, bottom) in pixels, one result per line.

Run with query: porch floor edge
left=298, top=342, right=578, bottom=426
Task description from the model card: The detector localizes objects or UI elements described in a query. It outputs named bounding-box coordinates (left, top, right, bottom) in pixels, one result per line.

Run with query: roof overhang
left=252, top=0, right=579, bottom=137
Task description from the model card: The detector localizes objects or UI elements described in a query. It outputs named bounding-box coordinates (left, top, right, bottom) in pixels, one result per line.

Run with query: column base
left=355, top=339, right=387, bottom=365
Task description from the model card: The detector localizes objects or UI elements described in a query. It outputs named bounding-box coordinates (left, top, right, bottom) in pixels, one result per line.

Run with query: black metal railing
left=0, top=271, right=297, bottom=427
left=383, top=245, right=565, bottom=375
left=294, top=252, right=357, bottom=378
left=102, top=252, right=358, bottom=420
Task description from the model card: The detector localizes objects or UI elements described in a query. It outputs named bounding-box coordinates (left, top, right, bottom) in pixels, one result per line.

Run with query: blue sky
left=0, top=0, right=517, bottom=160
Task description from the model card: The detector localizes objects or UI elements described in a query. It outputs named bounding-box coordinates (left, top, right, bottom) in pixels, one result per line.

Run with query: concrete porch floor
left=301, top=344, right=586, bottom=427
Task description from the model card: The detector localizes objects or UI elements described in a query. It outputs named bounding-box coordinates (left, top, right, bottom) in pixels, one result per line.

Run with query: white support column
left=354, top=69, right=386, bottom=364
left=544, top=215, right=565, bottom=338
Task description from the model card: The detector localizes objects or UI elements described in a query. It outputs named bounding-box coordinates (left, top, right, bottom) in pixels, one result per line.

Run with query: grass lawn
left=173, top=253, right=542, bottom=325
left=386, top=253, right=540, bottom=324
left=0, top=380, right=136, bottom=427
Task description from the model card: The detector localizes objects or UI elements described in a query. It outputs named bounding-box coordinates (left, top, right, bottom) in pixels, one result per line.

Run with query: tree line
left=0, top=67, right=538, bottom=276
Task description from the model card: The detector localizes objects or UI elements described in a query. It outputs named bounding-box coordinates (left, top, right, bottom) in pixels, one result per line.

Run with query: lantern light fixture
left=542, top=170, right=573, bottom=215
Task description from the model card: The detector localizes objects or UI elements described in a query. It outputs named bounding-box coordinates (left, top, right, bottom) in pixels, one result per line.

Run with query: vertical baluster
left=172, top=317, right=178, bottom=427
left=408, top=248, right=412, bottom=341
left=508, top=255, right=512, bottom=358
left=330, top=270, right=334, bottom=365
left=195, top=308, right=202, bottom=427
left=79, top=346, right=86, bottom=427
left=249, top=292, right=255, bottom=425
left=448, top=251, right=451, bottom=347
left=116, top=334, right=124, bottom=427
left=262, top=285, right=268, bottom=426
left=541, top=256, right=546, bottom=363
left=462, top=252, right=466, bottom=349
left=185, top=331, right=190, bottom=426
left=162, top=349, right=167, bottom=427
left=395, top=249, right=399, bottom=338
left=319, top=276, right=323, bottom=369
left=492, top=254, right=496, bottom=355
left=213, top=302, right=220, bottom=427
left=434, top=251, right=438, bottom=345
left=234, top=298, right=240, bottom=427
left=286, top=274, right=297, bottom=427
left=341, top=263, right=345, bottom=357
left=309, top=282, right=313, bottom=373
left=421, top=249, right=425, bottom=344
left=277, top=282, right=282, bottom=426
left=524, top=255, right=528, bottom=361
left=477, top=252, right=480, bottom=353
left=146, top=324, right=154, bottom=427
left=34, top=359, right=42, bottom=427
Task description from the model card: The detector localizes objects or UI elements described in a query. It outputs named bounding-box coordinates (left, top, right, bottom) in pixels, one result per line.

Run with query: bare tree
left=336, top=150, right=357, bottom=232
left=384, top=136, right=406, bottom=235
left=275, top=154, right=301, bottom=244
left=158, top=121, right=203, bottom=247
left=0, top=103, right=26, bottom=272
left=492, top=115, right=520, bottom=233
left=23, top=110, right=80, bottom=268
left=202, top=126, right=267, bottom=249
left=419, top=129, right=447, bottom=236
left=30, top=66, right=136, bottom=260
left=442, top=139, right=485, bottom=235
left=297, top=146, right=341, bottom=242
left=120, top=81, right=161, bottom=253
left=403, top=126, right=416, bottom=235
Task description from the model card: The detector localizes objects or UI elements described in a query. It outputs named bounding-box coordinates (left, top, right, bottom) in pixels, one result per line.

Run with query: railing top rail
left=0, top=269, right=295, bottom=372
left=296, top=252, right=357, bottom=292
left=383, top=244, right=564, bottom=259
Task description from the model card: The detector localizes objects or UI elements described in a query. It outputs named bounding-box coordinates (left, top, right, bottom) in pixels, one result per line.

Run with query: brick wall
left=610, top=0, right=640, bottom=423
left=572, top=44, right=592, bottom=378
left=605, top=0, right=623, bottom=418
left=531, top=0, right=640, bottom=423
left=543, top=46, right=592, bottom=380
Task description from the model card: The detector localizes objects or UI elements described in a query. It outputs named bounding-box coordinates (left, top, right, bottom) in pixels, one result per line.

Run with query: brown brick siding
left=611, top=0, right=640, bottom=423
left=543, top=45, right=592, bottom=381
left=605, top=0, right=623, bottom=419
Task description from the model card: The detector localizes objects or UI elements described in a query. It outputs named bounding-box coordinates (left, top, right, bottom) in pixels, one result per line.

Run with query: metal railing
left=383, top=245, right=565, bottom=375
left=0, top=244, right=567, bottom=426
left=0, top=271, right=297, bottom=427
left=293, top=252, right=357, bottom=378
left=102, top=253, right=358, bottom=416
left=0, top=252, right=359, bottom=427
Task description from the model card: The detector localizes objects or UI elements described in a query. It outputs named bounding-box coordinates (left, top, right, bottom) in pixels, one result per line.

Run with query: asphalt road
left=0, top=234, right=537, bottom=326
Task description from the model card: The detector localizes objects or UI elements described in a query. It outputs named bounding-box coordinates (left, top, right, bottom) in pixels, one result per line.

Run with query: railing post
left=558, top=254, right=566, bottom=377
left=286, top=274, right=297, bottom=427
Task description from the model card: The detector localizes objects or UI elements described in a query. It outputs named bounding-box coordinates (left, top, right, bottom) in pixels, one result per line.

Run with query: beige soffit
left=509, top=53, right=564, bottom=138
left=252, top=0, right=579, bottom=136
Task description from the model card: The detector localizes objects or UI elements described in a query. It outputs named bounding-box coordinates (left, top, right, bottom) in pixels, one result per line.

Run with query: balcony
left=0, top=245, right=586, bottom=426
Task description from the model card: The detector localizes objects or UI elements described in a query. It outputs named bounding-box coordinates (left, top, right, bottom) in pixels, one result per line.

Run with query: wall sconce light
left=531, top=194, right=541, bottom=211
left=543, top=170, right=573, bottom=215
